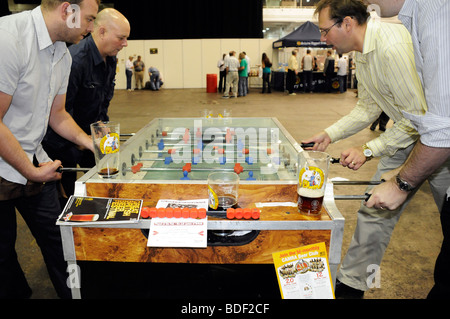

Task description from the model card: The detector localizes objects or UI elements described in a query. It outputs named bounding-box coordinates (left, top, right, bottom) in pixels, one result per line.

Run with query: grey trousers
left=337, top=143, right=450, bottom=291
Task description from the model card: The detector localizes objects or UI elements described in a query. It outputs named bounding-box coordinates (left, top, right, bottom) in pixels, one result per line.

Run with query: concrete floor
left=17, top=87, right=443, bottom=299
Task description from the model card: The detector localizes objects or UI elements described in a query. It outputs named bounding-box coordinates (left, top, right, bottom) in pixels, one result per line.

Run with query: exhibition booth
left=272, top=21, right=339, bottom=92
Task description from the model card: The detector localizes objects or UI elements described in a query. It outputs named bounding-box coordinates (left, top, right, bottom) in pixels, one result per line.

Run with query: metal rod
left=332, top=180, right=384, bottom=185
left=56, top=167, right=91, bottom=173
left=334, top=194, right=371, bottom=201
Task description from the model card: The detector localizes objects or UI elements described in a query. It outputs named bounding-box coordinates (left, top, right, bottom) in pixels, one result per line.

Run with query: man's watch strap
left=395, top=174, right=416, bottom=192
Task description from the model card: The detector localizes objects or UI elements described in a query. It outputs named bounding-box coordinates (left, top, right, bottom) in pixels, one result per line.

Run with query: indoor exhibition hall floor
left=17, top=87, right=442, bottom=299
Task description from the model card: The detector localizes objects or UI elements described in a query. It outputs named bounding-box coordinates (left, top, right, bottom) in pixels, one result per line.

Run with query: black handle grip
left=301, top=142, right=315, bottom=148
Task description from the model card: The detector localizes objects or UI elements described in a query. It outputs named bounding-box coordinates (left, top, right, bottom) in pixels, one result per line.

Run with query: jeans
left=338, top=75, right=347, bottom=93
left=150, top=73, right=161, bottom=91
left=238, top=76, right=248, bottom=96
left=125, top=70, right=132, bottom=90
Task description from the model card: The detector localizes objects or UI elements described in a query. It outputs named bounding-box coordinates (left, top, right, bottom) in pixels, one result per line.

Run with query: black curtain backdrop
left=113, top=0, right=263, bottom=40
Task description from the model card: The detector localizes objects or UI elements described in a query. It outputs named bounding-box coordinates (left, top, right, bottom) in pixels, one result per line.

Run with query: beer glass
left=90, top=121, right=120, bottom=178
left=208, top=171, right=239, bottom=211
left=297, top=151, right=330, bottom=215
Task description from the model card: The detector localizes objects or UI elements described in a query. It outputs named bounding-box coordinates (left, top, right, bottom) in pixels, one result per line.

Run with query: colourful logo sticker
left=100, top=133, right=120, bottom=154
left=299, top=166, right=325, bottom=189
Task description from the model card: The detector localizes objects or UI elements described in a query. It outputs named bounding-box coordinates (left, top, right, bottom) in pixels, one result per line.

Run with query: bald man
left=43, top=8, right=130, bottom=201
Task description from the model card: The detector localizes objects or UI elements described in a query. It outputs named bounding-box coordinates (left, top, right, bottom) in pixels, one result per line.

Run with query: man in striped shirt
left=364, top=0, right=450, bottom=299
left=303, top=0, right=450, bottom=298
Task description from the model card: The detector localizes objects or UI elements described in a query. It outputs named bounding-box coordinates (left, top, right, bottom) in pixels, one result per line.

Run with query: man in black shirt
left=43, top=8, right=130, bottom=201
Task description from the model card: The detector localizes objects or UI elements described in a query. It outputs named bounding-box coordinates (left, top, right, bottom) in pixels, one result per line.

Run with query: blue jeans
left=338, top=75, right=347, bottom=93
left=238, top=76, right=248, bottom=96
left=126, top=70, right=132, bottom=90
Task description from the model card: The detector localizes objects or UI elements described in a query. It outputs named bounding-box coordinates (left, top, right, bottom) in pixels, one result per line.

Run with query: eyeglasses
left=319, top=21, right=340, bottom=37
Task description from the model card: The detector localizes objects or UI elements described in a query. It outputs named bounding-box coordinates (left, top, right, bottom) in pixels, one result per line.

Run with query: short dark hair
left=315, top=0, right=369, bottom=26
left=41, top=0, right=101, bottom=10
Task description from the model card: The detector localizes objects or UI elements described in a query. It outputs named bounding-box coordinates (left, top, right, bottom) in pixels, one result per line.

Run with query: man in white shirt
left=364, top=0, right=450, bottom=299
left=301, top=49, right=314, bottom=93
left=217, top=54, right=226, bottom=93
left=337, top=54, right=348, bottom=93
left=223, top=51, right=240, bottom=98
left=0, top=0, right=99, bottom=299
left=125, top=56, right=134, bottom=91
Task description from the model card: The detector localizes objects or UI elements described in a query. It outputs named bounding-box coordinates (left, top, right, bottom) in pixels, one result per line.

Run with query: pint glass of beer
left=297, top=151, right=330, bottom=215
left=90, top=121, right=120, bottom=178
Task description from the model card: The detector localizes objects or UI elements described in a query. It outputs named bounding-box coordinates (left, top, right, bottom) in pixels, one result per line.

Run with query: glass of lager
left=297, top=151, right=330, bottom=215
left=90, top=121, right=120, bottom=178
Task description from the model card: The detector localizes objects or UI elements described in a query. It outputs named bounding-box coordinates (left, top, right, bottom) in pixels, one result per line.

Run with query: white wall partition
left=115, top=38, right=276, bottom=90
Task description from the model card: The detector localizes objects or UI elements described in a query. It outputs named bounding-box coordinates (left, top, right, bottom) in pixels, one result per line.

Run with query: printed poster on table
left=272, top=242, right=334, bottom=299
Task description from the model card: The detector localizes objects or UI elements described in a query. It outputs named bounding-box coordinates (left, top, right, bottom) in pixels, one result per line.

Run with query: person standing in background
left=301, top=49, right=314, bottom=93
left=223, top=51, right=239, bottom=99
left=126, top=56, right=133, bottom=91
left=217, top=54, right=226, bottom=93
left=337, top=54, right=347, bottom=93
left=133, top=55, right=145, bottom=90
left=287, top=50, right=298, bottom=95
left=323, top=50, right=335, bottom=93
left=238, top=52, right=248, bottom=97
left=244, top=52, right=251, bottom=94
left=261, top=52, right=272, bottom=94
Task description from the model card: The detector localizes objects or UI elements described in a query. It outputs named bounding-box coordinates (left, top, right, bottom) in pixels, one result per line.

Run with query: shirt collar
left=362, top=16, right=378, bottom=56
left=398, top=0, right=415, bottom=19
left=86, top=35, right=105, bottom=66
left=31, top=6, right=68, bottom=61
left=31, top=6, right=53, bottom=51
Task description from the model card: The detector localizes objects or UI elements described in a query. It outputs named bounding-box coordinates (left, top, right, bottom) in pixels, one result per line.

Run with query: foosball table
left=58, top=117, right=345, bottom=299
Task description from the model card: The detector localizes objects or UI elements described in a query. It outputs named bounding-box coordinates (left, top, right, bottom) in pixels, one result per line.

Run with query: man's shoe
left=334, top=280, right=364, bottom=299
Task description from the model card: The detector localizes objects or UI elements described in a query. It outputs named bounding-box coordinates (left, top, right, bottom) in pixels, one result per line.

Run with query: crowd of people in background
left=125, top=55, right=163, bottom=91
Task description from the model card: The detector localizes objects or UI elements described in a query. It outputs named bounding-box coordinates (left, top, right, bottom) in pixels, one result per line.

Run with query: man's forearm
left=400, top=141, right=450, bottom=187
left=0, top=122, right=37, bottom=180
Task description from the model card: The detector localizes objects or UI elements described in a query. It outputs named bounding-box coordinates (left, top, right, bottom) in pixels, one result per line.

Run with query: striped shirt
left=325, top=17, right=426, bottom=158
left=398, top=0, right=450, bottom=148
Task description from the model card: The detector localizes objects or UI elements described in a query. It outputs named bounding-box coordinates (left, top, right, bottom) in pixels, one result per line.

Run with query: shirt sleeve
left=0, top=30, right=22, bottom=96
left=326, top=41, right=422, bottom=157
left=325, top=81, right=382, bottom=145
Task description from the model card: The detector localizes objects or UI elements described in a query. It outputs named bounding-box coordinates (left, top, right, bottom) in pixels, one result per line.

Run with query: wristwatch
left=395, top=174, right=416, bottom=192
left=362, top=144, right=373, bottom=161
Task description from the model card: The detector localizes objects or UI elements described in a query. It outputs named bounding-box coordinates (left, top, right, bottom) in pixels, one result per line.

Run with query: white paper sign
left=147, top=217, right=207, bottom=248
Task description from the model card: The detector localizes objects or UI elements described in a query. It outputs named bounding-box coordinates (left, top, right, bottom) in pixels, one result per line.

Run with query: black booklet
left=57, top=196, right=142, bottom=225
